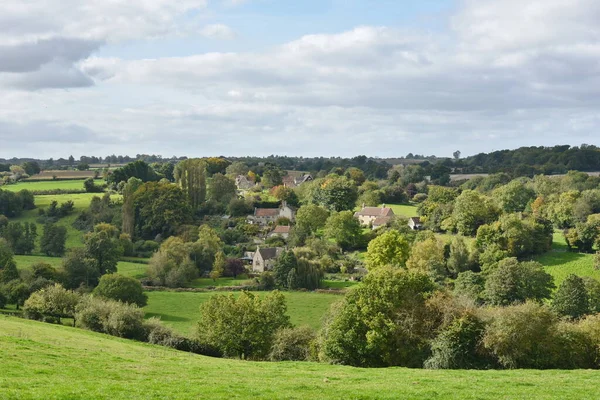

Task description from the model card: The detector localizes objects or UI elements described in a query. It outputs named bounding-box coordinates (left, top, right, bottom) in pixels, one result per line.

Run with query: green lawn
left=534, top=230, right=599, bottom=286
left=2, top=179, right=88, bottom=192
left=385, top=203, right=418, bottom=217
left=190, top=276, right=254, bottom=288
left=9, top=193, right=121, bottom=252
left=1, top=316, right=598, bottom=400
left=15, top=255, right=148, bottom=280
left=144, top=291, right=341, bottom=336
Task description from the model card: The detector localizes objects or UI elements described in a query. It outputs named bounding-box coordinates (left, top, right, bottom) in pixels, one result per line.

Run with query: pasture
left=1, top=316, right=598, bottom=400
left=25, top=170, right=96, bottom=180
left=1, top=179, right=89, bottom=192
left=10, top=193, right=121, bottom=251
left=144, top=291, right=341, bottom=335
left=385, top=203, right=418, bottom=217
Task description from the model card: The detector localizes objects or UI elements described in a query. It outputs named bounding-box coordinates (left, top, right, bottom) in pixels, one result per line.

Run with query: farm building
left=268, top=225, right=291, bottom=239
left=252, top=247, right=284, bottom=272
left=354, top=205, right=395, bottom=226
left=408, top=217, right=423, bottom=230
left=248, top=201, right=295, bottom=226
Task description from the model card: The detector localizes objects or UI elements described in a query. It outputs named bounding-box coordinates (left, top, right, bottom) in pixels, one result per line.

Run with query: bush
left=93, top=273, right=148, bottom=307
left=269, top=326, right=316, bottom=361
left=76, top=296, right=146, bottom=340
left=482, top=302, right=559, bottom=369
left=425, top=312, right=493, bottom=369
left=144, top=318, right=221, bottom=356
left=552, top=274, right=590, bottom=319
left=23, top=284, right=81, bottom=324
left=258, top=272, right=275, bottom=290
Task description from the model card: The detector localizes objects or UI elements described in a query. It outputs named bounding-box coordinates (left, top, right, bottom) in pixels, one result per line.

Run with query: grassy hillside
left=10, top=193, right=121, bottom=251
left=144, top=291, right=340, bottom=335
left=1, top=316, right=597, bottom=400
left=15, top=255, right=147, bottom=280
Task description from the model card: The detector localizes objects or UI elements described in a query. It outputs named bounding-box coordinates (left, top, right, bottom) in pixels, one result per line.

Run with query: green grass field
left=144, top=291, right=340, bottom=336
left=9, top=193, right=121, bottom=251
left=2, top=179, right=88, bottom=192
left=534, top=231, right=600, bottom=286
left=385, top=203, right=418, bottom=217
left=15, top=255, right=148, bottom=280
left=1, top=316, right=598, bottom=400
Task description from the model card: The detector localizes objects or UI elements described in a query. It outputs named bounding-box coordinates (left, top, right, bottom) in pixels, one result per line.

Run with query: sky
left=1, top=0, right=600, bottom=159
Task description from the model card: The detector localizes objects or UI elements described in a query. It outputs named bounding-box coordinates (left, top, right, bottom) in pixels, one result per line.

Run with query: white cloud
left=200, top=24, right=236, bottom=40
left=2, top=0, right=600, bottom=157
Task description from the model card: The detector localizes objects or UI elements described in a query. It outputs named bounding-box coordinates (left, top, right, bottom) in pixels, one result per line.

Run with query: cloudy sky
left=1, top=0, right=599, bottom=159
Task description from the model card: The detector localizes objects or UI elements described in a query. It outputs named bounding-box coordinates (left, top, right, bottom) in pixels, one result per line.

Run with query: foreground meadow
left=1, top=316, right=597, bottom=400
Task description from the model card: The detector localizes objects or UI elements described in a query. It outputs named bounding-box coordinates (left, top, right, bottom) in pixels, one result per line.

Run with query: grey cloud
left=0, top=37, right=102, bottom=73
left=0, top=119, right=99, bottom=143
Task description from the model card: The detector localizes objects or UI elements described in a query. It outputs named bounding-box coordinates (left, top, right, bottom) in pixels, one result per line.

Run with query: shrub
left=482, top=302, right=558, bottom=369
left=23, top=284, right=81, bottom=324
left=76, top=296, right=146, bottom=340
left=269, top=326, right=316, bottom=361
left=93, top=273, right=148, bottom=307
left=196, top=291, right=290, bottom=360
left=425, top=312, right=493, bottom=369
left=453, top=272, right=485, bottom=304
left=552, top=274, right=590, bottom=319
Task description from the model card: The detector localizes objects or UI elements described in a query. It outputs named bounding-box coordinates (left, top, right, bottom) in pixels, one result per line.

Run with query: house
left=282, top=173, right=313, bottom=188
left=372, top=216, right=392, bottom=230
left=408, top=217, right=423, bottom=230
left=268, top=225, right=291, bottom=239
left=252, top=246, right=283, bottom=272
left=354, top=204, right=395, bottom=226
left=248, top=201, right=295, bottom=225
left=235, top=175, right=254, bottom=190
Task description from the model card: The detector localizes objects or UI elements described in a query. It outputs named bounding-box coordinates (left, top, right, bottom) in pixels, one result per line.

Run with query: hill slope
left=1, top=316, right=598, bottom=399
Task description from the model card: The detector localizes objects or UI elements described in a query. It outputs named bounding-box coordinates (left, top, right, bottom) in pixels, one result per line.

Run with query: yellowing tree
left=365, top=230, right=410, bottom=270
left=406, top=237, right=447, bottom=281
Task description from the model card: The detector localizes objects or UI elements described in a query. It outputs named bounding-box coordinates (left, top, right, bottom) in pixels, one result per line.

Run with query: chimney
left=282, top=200, right=287, bottom=208
left=362, top=203, right=365, bottom=209
left=382, top=204, right=386, bottom=209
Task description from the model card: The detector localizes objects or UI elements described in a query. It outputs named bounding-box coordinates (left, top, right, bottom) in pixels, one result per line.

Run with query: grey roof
left=258, top=247, right=280, bottom=260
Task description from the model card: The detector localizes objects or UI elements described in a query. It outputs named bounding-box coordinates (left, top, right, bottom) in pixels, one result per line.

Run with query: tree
left=273, top=250, right=297, bottom=288
left=262, top=164, right=284, bottom=188
left=582, top=277, right=600, bottom=314
left=312, top=175, right=358, bottom=212
left=225, top=258, right=246, bottom=278
left=271, top=186, right=300, bottom=207
left=453, top=150, right=461, bottom=160
left=93, top=273, right=147, bottom=307
left=452, top=190, right=500, bottom=236
left=121, top=177, right=143, bottom=237
left=84, top=178, right=104, bottom=193
left=84, top=224, right=123, bottom=276
left=62, top=248, right=101, bottom=289
left=107, top=160, right=159, bottom=186
left=484, top=258, right=554, bottom=306
left=453, top=271, right=485, bottom=304
left=147, top=238, right=198, bottom=288
left=493, top=179, right=536, bottom=213
left=321, top=267, right=436, bottom=367
left=225, top=161, right=249, bottom=177
left=208, top=173, right=237, bottom=206
left=295, top=204, right=329, bottom=235
left=132, top=181, right=192, bottom=239
left=196, top=291, right=290, bottom=360
left=40, top=224, right=67, bottom=256
left=21, top=161, right=41, bottom=176
left=324, top=211, right=363, bottom=251
left=447, top=236, right=471, bottom=277
left=365, top=230, right=410, bottom=270
left=209, top=251, right=226, bottom=281
left=175, top=158, right=207, bottom=210
left=0, top=222, right=37, bottom=255
left=0, top=238, right=19, bottom=283
left=345, top=167, right=366, bottom=185
left=406, top=237, right=448, bottom=281
left=191, top=225, right=224, bottom=273
left=552, top=274, right=590, bottom=319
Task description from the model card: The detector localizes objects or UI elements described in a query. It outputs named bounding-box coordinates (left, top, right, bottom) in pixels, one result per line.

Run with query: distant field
left=26, top=170, right=96, bottom=180
left=2, top=179, right=88, bottom=192
left=144, top=291, right=341, bottom=335
left=385, top=203, right=418, bottom=217
left=2, top=316, right=598, bottom=400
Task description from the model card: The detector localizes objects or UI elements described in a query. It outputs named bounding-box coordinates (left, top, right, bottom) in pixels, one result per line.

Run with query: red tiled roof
left=355, top=207, right=394, bottom=217
left=255, top=208, right=280, bottom=217
left=373, top=216, right=392, bottom=226
left=272, top=225, right=291, bottom=234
